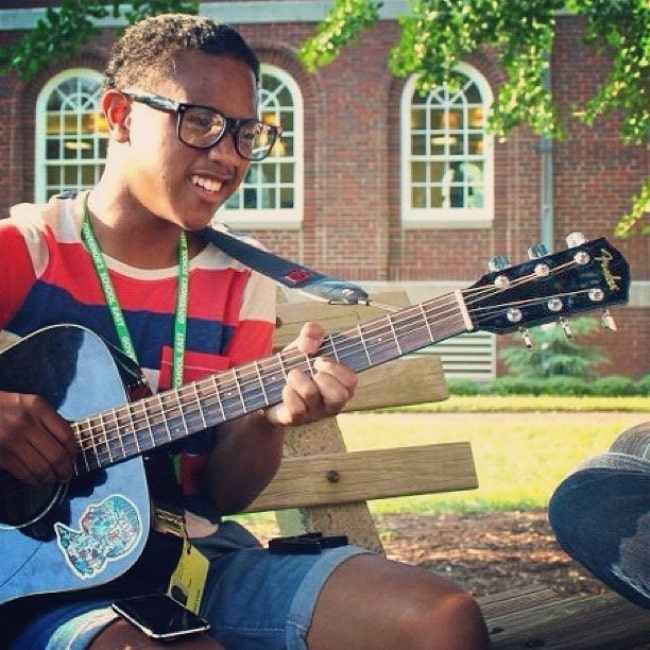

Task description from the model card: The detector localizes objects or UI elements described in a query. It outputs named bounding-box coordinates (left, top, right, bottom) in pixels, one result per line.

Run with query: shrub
left=446, top=378, right=484, bottom=395
left=586, top=375, right=639, bottom=397
left=637, top=374, right=650, bottom=395
left=487, top=376, right=543, bottom=395
left=536, top=376, right=589, bottom=396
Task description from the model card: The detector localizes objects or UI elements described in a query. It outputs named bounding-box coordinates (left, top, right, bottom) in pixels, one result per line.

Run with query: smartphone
left=112, top=593, right=210, bottom=641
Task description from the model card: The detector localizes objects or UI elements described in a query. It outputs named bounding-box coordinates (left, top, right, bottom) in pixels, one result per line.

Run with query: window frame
left=400, top=62, right=494, bottom=229
left=221, top=63, right=304, bottom=230
left=34, top=68, right=106, bottom=203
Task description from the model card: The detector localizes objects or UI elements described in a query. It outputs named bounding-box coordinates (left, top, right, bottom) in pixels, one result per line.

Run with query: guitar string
left=74, top=259, right=587, bottom=467
left=74, top=258, right=587, bottom=470
left=0, top=257, right=591, bottom=502
left=72, top=291, right=469, bottom=469
left=78, top=288, right=587, bottom=471
left=0, top=284, right=586, bottom=506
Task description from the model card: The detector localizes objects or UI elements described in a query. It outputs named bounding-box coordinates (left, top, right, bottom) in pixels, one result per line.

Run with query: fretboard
left=72, top=290, right=470, bottom=475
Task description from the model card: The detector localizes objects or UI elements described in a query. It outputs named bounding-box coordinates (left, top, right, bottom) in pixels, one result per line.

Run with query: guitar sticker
left=54, top=495, right=142, bottom=579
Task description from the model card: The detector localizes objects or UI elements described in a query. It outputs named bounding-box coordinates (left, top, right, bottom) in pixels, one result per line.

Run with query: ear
left=101, top=89, right=131, bottom=143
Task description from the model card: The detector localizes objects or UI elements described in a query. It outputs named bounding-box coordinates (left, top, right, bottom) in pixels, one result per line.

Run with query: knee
left=436, top=590, right=490, bottom=649
left=404, top=584, right=490, bottom=650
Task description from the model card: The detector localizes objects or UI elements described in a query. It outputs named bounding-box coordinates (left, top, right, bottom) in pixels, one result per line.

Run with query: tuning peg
left=527, top=243, right=548, bottom=259
left=519, top=327, right=534, bottom=349
left=488, top=255, right=510, bottom=272
left=559, top=317, right=573, bottom=339
left=566, top=232, right=587, bottom=248
left=601, top=309, right=617, bottom=331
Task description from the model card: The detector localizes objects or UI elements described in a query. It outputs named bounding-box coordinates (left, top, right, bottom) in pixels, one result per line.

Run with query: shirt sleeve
left=0, top=221, right=38, bottom=327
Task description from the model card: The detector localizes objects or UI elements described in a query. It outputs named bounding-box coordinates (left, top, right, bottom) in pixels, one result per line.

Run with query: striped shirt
left=0, top=191, right=276, bottom=522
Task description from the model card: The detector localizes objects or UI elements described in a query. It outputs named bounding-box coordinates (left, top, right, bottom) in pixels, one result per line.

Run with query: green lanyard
left=81, top=194, right=189, bottom=388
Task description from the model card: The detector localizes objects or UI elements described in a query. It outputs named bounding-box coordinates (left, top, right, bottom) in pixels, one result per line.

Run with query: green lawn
left=338, top=396, right=650, bottom=514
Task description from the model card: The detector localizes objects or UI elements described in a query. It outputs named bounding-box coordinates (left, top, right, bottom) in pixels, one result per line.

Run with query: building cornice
left=0, top=1, right=410, bottom=29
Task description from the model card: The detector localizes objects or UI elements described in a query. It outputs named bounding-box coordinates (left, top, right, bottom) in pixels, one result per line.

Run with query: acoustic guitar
left=0, top=235, right=630, bottom=606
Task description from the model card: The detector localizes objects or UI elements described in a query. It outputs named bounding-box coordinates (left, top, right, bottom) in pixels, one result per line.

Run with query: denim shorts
left=9, top=522, right=371, bottom=650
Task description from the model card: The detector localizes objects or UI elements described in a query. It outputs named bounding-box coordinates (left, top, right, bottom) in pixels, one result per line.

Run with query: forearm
left=204, top=411, right=287, bottom=516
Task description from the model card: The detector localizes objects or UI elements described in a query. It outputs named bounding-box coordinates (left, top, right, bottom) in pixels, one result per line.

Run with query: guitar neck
left=73, top=291, right=471, bottom=474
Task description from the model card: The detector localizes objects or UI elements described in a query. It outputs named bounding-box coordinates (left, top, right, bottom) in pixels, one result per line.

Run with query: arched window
left=35, top=69, right=106, bottom=202
left=223, top=64, right=303, bottom=229
left=400, top=63, right=494, bottom=227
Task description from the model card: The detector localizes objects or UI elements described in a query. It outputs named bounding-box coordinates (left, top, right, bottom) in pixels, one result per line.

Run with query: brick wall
left=0, top=7, right=648, bottom=377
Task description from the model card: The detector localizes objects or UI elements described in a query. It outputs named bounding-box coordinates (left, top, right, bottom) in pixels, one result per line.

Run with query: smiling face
left=106, top=50, right=258, bottom=232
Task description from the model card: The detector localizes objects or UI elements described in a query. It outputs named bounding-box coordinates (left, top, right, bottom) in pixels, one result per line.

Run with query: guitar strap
left=201, top=223, right=370, bottom=305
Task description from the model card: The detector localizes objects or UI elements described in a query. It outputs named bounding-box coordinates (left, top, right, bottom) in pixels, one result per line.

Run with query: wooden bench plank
left=480, top=586, right=650, bottom=649
left=246, top=442, right=477, bottom=512
left=264, top=291, right=462, bottom=554
left=274, top=290, right=411, bottom=350
left=344, top=355, right=447, bottom=411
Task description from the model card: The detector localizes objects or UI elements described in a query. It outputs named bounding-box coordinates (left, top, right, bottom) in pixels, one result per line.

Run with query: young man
left=0, top=14, right=490, bottom=649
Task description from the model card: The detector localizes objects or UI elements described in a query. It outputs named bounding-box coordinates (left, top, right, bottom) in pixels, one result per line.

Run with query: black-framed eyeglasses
left=122, top=89, right=281, bottom=162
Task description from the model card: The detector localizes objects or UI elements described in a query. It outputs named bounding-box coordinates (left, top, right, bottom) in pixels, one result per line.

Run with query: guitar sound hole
left=0, top=470, right=63, bottom=528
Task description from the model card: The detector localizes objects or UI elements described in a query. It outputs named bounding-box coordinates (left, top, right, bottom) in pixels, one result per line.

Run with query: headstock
left=466, top=233, right=630, bottom=337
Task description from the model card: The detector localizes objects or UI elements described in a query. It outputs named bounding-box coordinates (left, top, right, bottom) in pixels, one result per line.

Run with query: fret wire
left=207, top=375, right=227, bottom=422
left=253, top=359, right=269, bottom=406
left=94, top=412, right=112, bottom=465
left=152, top=395, right=172, bottom=442
left=232, top=366, right=246, bottom=414
left=190, top=381, right=209, bottom=430
left=419, top=303, right=436, bottom=342
left=110, top=407, right=127, bottom=462
left=134, top=399, right=154, bottom=453
left=215, top=372, right=245, bottom=419
left=258, top=357, right=281, bottom=407
left=198, top=378, right=218, bottom=424
left=357, top=324, right=372, bottom=366
left=181, top=383, right=204, bottom=432
left=86, top=417, right=105, bottom=471
left=123, top=402, right=139, bottom=459
left=325, top=335, right=340, bottom=362
left=73, top=420, right=93, bottom=474
left=173, top=388, right=190, bottom=440
left=386, top=312, right=403, bottom=357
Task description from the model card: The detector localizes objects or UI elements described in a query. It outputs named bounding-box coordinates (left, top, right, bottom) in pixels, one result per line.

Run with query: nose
left=206, top=129, right=241, bottom=164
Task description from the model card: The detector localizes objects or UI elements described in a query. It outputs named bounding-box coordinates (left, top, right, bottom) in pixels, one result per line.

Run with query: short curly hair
left=103, top=13, right=260, bottom=91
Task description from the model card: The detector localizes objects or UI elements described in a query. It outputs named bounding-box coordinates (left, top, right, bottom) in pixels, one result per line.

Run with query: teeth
left=191, top=175, right=223, bottom=193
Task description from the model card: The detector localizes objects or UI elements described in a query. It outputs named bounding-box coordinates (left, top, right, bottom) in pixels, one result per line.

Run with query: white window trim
left=400, top=62, right=494, bottom=229
left=34, top=68, right=105, bottom=203
left=219, top=63, right=304, bottom=230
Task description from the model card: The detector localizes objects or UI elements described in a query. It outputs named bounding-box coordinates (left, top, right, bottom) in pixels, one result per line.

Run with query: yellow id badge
left=167, top=538, right=210, bottom=614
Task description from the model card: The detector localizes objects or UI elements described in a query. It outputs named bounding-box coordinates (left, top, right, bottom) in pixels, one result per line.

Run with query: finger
left=291, top=322, right=325, bottom=355
left=313, top=357, right=358, bottom=394
left=41, top=409, right=78, bottom=460
left=0, top=435, right=60, bottom=485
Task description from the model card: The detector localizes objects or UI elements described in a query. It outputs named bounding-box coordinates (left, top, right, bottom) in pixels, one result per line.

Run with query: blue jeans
left=549, top=449, right=650, bottom=609
left=9, top=521, right=371, bottom=649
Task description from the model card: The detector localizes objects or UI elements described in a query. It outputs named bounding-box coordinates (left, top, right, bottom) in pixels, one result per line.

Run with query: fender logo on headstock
left=595, top=248, right=624, bottom=292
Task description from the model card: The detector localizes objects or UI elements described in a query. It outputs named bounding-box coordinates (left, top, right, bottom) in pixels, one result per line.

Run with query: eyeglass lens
left=180, top=106, right=277, bottom=161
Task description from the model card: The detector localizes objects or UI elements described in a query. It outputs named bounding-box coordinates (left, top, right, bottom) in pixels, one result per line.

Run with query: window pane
left=430, top=185, right=444, bottom=208
left=280, top=187, right=294, bottom=208
left=406, top=66, right=489, bottom=214
left=412, top=162, right=427, bottom=183
left=279, top=162, right=294, bottom=183
left=412, top=185, right=426, bottom=208
left=411, top=134, right=427, bottom=156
